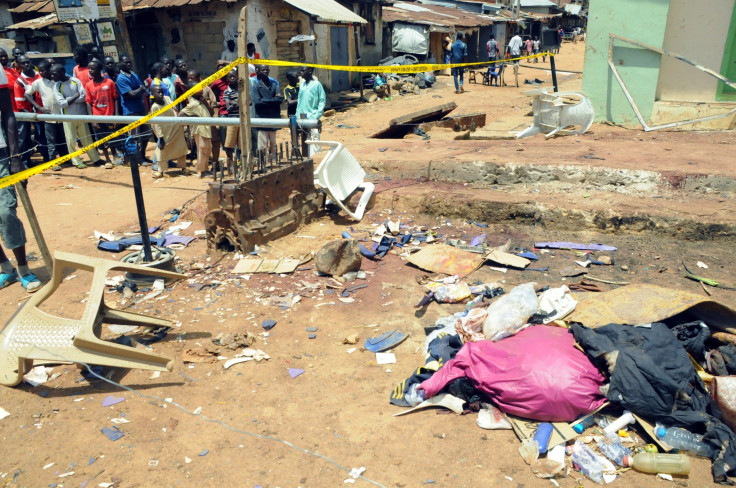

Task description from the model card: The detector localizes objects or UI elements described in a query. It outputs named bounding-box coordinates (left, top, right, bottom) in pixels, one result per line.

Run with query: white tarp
left=392, top=23, right=429, bottom=55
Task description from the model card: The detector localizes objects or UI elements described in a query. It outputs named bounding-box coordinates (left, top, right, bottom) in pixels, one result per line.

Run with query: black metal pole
left=550, top=53, right=559, bottom=92
left=129, top=159, right=153, bottom=262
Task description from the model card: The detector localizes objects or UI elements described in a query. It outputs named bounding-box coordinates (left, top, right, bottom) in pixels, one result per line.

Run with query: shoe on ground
left=460, top=86, right=465, bottom=93
left=104, top=162, right=114, bottom=169
left=51, top=165, right=62, bottom=171
left=92, top=160, right=105, bottom=167
left=20, top=273, right=41, bottom=293
left=455, top=90, right=460, bottom=94
left=199, top=170, right=213, bottom=179
left=385, top=96, right=393, bottom=101
left=0, top=269, right=18, bottom=289
left=75, top=161, right=88, bottom=169
left=152, top=171, right=163, bottom=179
left=534, top=78, right=545, bottom=84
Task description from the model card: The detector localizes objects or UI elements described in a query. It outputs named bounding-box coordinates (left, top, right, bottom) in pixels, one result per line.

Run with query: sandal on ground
left=152, top=171, right=163, bottom=179
left=0, top=269, right=19, bottom=289
left=74, top=161, right=88, bottom=169
left=20, top=273, right=41, bottom=293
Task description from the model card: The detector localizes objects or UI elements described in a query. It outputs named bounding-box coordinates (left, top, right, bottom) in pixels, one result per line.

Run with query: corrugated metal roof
left=519, top=0, right=555, bottom=6
left=6, top=12, right=58, bottom=29
left=282, top=0, right=367, bottom=23
left=383, top=2, right=497, bottom=29
left=9, top=0, right=54, bottom=13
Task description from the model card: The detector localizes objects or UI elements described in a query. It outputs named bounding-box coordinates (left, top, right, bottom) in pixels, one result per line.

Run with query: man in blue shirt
left=451, top=32, right=468, bottom=94
left=116, top=55, right=151, bottom=164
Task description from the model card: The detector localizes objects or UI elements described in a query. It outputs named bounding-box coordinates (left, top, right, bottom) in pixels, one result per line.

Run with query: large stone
left=316, top=239, right=362, bottom=277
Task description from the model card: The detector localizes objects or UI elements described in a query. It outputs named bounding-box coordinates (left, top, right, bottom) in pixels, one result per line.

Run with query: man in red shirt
left=85, top=59, right=119, bottom=164
left=14, top=55, right=41, bottom=167
left=73, top=46, right=90, bottom=88
left=0, top=49, right=18, bottom=111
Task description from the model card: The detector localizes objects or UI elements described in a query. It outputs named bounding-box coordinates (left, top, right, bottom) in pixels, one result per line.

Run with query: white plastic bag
left=538, top=285, right=577, bottom=323
left=476, top=402, right=512, bottom=430
left=482, top=282, right=539, bottom=341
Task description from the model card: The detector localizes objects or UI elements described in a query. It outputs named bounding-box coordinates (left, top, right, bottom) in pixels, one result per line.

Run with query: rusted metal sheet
left=204, top=159, right=324, bottom=254
left=383, top=3, right=498, bottom=29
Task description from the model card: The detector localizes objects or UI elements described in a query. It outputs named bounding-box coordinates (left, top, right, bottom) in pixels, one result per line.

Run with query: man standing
left=508, top=31, right=523, bottom=63
left=283, top=70, right=299, bottom=117
left=487, top=35, right=499, bottom=63
left=73, top=47, right=91, bottom=88
left=0, top=49, right=18, bottom=111
left=525, top=37, right=533, bottom=62
left=295, top=66, right=325, bottom=157
left=0, top=65, right=42, bottom=292
left=11, top=48, right=23, bottom=75
left=149, top=84, right=189, bottom=178
left=116, top=55, right=150, bottom=165
left=174, top=59, right=188, bottom=102
left=210, top=60, right=230, bottom=166
left=178, top=81, right=212, bottom=177
left=189, top=68, right=220, bottom=167
left=85, top=59, right=119, bottom=164
left=251, top=65, right=283, bottom=164
left=450, top=32, right=468, bottom=94
left=533, top=37, right=541, bottom=63
left=52, top=64, right=101, bottom=168
left=25, top=60, right=69, bottom=167
left=14, top=55, right=40, bottom=168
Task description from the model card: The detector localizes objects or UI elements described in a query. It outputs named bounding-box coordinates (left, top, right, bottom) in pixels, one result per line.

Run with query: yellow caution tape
left=0, top=52, right=553, bottom=190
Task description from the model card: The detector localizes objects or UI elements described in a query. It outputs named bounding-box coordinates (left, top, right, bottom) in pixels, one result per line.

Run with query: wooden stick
left=585, top=276, right=629, bottom=286
left=14, top=183, right=52, bottom=275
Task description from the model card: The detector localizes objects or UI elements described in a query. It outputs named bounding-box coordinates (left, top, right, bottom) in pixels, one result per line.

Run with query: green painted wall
left=582, top=0, right=671, bottom=124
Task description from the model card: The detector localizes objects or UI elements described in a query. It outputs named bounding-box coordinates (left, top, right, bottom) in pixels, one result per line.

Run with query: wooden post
left=14, top=184, right=52, bottom=275
left=114, top=0, right=136, bottom=67
left=237, top=6, right=252, bottom=180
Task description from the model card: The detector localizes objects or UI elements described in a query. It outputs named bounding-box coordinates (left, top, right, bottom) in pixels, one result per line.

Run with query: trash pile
left=387, top=235, right=736, bottom=484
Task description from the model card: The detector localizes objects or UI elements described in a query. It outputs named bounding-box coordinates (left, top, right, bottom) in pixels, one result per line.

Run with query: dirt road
left=0, top=41, right=733, bottom=487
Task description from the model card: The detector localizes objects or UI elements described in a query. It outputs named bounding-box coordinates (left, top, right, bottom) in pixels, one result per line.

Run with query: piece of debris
left=262, top=320, right=277, bottom=331
left=213, top=331, right=256, bottom=350
left=0, top=407, right=9, bottom=420
left=407, top=244, right=484, bottom=276
left=376, top=352, right=396, bottom=365
left=343, top=334, right=359, bottom=344
left=364, top=330, right=407, bottom=352
left=289, top=368, right=305, bottom=378
left=102, top=396, right=125, bottom=407
left=100, top=426, right=125, bottom=442
left=316, top=239, right=362, bottom=277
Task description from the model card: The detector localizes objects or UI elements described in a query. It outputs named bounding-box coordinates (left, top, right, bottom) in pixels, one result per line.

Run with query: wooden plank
left=371, top=102, right=458, bottom=139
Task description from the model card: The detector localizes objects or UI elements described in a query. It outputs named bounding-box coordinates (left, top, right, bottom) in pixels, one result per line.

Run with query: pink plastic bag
left=419, top=325, right=606, bottom=421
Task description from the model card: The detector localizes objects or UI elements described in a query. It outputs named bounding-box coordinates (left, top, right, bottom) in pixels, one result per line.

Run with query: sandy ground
left=0, top=41, right=734, bottom=487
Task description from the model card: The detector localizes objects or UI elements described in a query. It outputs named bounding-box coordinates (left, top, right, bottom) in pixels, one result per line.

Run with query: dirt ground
left=0, top=41, right=734, bottom=487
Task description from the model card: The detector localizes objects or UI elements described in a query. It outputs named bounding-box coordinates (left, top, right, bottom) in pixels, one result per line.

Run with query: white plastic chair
left=308, top=141, right=374, bottom=221
left=515, top=89, right=595, bottom=139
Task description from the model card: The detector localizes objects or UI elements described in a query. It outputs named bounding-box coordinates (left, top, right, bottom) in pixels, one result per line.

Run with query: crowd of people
left=0, top=44, right=328, bottom=294
left=0, top=45, right=326, bottom=180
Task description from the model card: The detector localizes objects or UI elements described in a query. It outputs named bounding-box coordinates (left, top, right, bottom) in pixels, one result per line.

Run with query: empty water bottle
left=655, top=426, right=713, bottom=458
left=571, top=440, right=604, bottom=484
left=597, top=436, right=631, bottom=466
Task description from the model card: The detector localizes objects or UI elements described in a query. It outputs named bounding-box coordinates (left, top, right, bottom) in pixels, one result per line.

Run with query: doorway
left=330, top=26, right=349, bottom=91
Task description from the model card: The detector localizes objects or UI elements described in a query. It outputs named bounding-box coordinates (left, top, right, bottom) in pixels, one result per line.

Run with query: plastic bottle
left=571, top=440, right=604, bottom=484
left=597, top=436, right=631, bottom=466
left=603, top=410, right=634, bottom=436
left=623, top=453, right=691, bottom=475
left=533, top=423, right=553, bottom=454
left=655, top=426, right=713, bottom=458
left=572, top=415, right=597, bottom=434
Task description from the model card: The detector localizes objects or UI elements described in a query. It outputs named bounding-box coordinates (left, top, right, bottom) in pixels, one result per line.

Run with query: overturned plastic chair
left=515, top=88, right=595, bottom=139
left=309, top=140, right=374, bottom=221
left=0, top=251, right=185, bottom=387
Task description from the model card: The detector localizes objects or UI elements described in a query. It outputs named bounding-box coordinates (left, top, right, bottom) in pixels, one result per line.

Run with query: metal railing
left=15, top=113, right=320, bottom=128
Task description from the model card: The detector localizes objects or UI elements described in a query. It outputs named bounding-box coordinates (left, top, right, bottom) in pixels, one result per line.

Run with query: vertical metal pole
left=550, top=54, right=558, bottom=93
left=129, top=160, right=153, bottom=262
left=237, top=6, right=252, bottom=183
